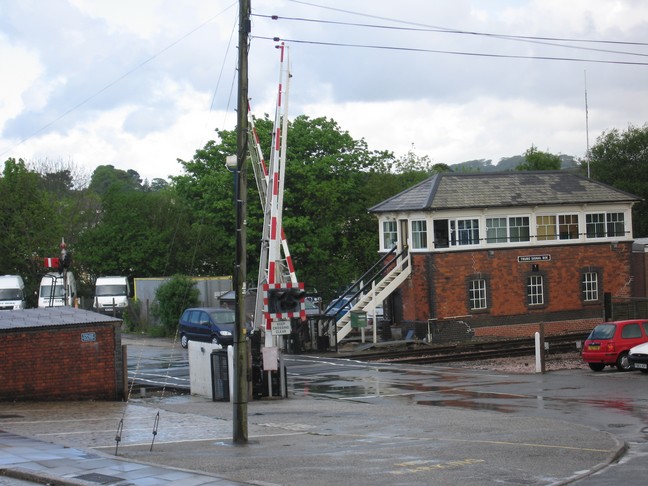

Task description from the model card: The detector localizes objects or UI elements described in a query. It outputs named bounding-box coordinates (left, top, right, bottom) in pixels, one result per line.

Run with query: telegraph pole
left=233, top=0, right=250, bottom=444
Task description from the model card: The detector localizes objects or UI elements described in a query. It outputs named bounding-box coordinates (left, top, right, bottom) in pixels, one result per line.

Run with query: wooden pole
left=233, top=0, right=250, bottom=444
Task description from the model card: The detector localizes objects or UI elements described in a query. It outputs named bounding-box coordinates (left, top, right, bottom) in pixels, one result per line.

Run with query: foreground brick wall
left=472, top=318, right=600, bottom=340
left=0, top=323, right=121, bottom=401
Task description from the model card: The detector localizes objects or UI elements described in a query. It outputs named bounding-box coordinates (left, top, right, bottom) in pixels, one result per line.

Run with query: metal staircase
left=327, top=246, right=411, bottom=343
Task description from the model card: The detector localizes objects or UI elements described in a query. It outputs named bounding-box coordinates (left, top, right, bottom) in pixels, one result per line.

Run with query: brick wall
left=0, top=323, right=122, bottom=401
left=472, top=318, right=600, bottom=340
left=398, top=242, right=632, bottom=335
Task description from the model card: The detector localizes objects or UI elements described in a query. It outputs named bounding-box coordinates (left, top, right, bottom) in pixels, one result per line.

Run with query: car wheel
left=180, top=334, right=188, bottom=349
left=588, top=363, right=605, bottom=372
left=616, top=352, right=632, bottom=371
left=211, top=336, right=220, bottom=345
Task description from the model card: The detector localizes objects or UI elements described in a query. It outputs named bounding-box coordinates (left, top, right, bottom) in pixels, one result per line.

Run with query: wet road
left=124, top=336, right=648, bottom=483
left=285, top=355, right=648, bottom=484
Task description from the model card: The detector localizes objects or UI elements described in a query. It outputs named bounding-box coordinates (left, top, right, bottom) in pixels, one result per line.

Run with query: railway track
left=343, top=332, right=585, bottom=365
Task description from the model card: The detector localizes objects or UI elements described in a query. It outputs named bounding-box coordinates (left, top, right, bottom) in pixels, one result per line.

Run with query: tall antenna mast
left=584, top=70, right=590, bottom=178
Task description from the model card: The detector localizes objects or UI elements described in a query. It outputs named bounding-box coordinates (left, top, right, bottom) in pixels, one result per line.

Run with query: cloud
left=0, top=0, right=646, bottom=183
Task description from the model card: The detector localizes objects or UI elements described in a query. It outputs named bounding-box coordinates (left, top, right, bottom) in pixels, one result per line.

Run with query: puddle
left=417, top=399, right=515, bottom=413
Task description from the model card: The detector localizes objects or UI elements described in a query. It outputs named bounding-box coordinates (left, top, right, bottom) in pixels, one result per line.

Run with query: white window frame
left=382, top=220, right=397, bottom=250
left=509, top=216, right=530, bottom=243
left=586, top=213, right=606, bottom=238
left=486, top=217, right=508, bottom=243
left=450, top=218, right=480, bottom=246
left=527, top=275, right=544, bottom=305
left=606, top=212, right=625, bottom=237
left=411, top=219, right=428, bottom=250
left=582, top=272, right=599, bottom=302
left=536, top=215, right=557, bottom=241
left=469, top=279, right=487, bottom=310
left=558, top=214, right=579, bottom=240
left=586, top=211, right=627, bottom=239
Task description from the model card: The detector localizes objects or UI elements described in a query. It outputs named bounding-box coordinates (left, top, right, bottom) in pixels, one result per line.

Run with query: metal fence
left=133, top=276, right=232, bottom=323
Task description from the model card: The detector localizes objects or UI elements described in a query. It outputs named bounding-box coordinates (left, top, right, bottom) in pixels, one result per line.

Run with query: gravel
left=458, top=351, right=587, bottom=373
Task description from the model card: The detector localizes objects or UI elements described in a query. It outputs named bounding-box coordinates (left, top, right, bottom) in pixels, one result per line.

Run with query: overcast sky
left=1, top=0, right=647, bottom=183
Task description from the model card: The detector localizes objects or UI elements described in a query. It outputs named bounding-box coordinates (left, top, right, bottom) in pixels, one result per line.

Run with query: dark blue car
left=179, top=307, right=236, bottom=348
left=325, top=297, right=353, bottom=321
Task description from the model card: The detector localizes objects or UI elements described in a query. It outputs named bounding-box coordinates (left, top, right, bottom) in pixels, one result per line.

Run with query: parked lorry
left=94, top=276, right=130, bottom=316
left=0, top=275, right=27, bottom=310
left=38, top=272, right=77, bottom=307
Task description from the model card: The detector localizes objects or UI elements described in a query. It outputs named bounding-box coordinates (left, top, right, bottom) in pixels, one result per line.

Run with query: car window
left=642, top=322, right=648, bottom=336
left=621, top=323, right=642, bottom=339
left=198, top=311, right=211, bottom=325
left=589, top=324, right=615, bottom=340
left=211, top=310, right=235, bottom=324
left=189, top=311, right=201, bottom=325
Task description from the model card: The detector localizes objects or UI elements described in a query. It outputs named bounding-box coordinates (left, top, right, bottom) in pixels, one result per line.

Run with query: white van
left=94, top=276, right=130, bottom=316
left=38, top=272, right=77, bottom=307
left=0, top=275, right=26, bottom=310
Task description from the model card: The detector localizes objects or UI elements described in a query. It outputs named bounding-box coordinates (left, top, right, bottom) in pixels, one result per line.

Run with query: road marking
left=440, top=437, right=613, bottom=453
left=391, top=458, right=484, bottom=474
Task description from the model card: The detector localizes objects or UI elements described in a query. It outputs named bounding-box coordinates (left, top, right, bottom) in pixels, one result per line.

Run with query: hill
left=451, top=154, right=579, bottom=172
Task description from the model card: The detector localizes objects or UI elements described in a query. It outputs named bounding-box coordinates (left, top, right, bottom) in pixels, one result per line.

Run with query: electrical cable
left=253, top=13, right=648, bottom=59
left=285, top=0, right=648, bottom=47
left=1, top=1, right=238, bottom=159
left=252, top=35, right=648, bottom=66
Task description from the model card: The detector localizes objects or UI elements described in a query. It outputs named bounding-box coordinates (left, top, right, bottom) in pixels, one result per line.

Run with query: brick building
left=369, top=171, right=642, bottom=340
left=0, top=308, right=123, bottom=401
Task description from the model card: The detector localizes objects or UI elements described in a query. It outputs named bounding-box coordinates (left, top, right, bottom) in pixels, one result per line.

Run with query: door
left=399, top=219, right=409, bottom=251
left=197, top=310, right=212, bottom=342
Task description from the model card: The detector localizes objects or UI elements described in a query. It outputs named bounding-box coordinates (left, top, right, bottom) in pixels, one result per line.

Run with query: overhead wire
left=251, top=35, right=648, bottom=66
left=268, top=0, right=648, bottom=66
left=208, top=10, right=239, bottom=140
left=0, top=1, right=238, bottom=159
left=253, top=13, right=648, bottom=59
left=284, top=1, right=648, bottom=47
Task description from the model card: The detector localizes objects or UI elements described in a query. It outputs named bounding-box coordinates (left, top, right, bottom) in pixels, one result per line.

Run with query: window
left=189, top=311, right=201, bottom=325
left=559, top=214, right=579, bottom=240
left=607, top=212, right=625, bottom=237
left=621, top=323, right=642, bottom=339
left=527, top=275, right=544, bottom=305
left=486, top=217, right=507, bottom=243
left=411, top=220, right=428, bottom=249
left=586, top=212, right=626, bottom=238
left=586, top=213, right=606, bottom=238
left=450, top=219, right=479, bottom=246
left=469, top=279, right=487, bottom=310
left=536, top=215, right=557, bottom=241
left=433, top=220, right=450, bottom=248
left=582, top=272, right=599, bottom=302
left=509, top=216, right=530, bottom=242
left=383, top=221, right=397, bottom=250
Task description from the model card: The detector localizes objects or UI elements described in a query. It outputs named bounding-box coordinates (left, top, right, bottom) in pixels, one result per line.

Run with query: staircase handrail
left=323, top=245, right=408, bottom=315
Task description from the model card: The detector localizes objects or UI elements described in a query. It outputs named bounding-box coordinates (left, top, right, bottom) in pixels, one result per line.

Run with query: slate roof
left=369, top=171, right=642, bottom=213
left=0, top=307, right=120, bottom=330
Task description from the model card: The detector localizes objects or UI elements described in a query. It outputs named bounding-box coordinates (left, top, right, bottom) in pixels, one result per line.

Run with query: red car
left=582, top=319, right=648, bottom=371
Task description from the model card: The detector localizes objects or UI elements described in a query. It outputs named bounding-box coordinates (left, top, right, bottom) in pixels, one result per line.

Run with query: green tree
left=152, top=275, right=200, bottom=335
left=0, top=158, right=63, bottom=305
left=75, top=186, right=197, bottom=278
left=588, top=124, right=648, bottom=237
left=516, top=145, right=562, bottom=171
left=89, top=165, right=143, bottom=195
left=149, top=178, right=170, bottom=191
left=172, top=133, right=242, bottom=277
left=175, top=115, right=428, bottom=300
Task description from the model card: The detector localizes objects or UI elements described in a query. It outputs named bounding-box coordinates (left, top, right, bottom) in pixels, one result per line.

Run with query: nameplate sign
left=518, top=255, right=551, bottom=263
left=81, top=332, right=97, bottom=342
